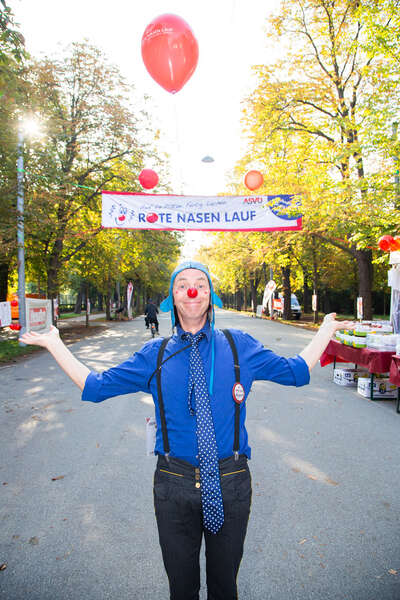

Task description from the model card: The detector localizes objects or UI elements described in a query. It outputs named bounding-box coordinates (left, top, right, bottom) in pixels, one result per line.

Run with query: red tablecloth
left=320, top=340, right=394, bottom=374
left=389, top=355, right=400, bottom=387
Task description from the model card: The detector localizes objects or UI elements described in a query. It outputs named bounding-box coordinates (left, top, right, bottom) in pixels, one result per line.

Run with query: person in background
left=19, top=260, right=352, bottom=600
left=144, top=298, right=159, bottom=333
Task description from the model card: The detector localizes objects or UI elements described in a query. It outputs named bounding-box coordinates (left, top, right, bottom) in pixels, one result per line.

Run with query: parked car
left=272, top=293, right=302, bottom=320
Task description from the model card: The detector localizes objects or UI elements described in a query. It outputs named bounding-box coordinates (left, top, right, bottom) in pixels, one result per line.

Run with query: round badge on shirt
left=232, top=382, right=245, bottom=404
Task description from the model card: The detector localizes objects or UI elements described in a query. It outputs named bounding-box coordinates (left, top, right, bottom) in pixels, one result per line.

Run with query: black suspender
left=155, top=337, right=171, bottom=459
left=222, top=329, right=241, bottom=460
left=153, top=330, right=243, bottom=461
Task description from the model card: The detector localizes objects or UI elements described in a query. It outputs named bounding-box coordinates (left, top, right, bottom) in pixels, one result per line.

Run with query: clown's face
left=173, top=268, right=211, bottom=331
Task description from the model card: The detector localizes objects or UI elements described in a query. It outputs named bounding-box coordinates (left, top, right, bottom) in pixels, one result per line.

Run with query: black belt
left=156, top=454, right=248, bottom=479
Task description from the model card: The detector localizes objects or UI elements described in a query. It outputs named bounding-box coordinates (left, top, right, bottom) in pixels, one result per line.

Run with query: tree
left=0, top=0, right=27, bottom=299
left=65, top=227, right=182, bottom=320
left=21, top=41, right=163, bottom=301
left=239, top=0, right=400, bottom=318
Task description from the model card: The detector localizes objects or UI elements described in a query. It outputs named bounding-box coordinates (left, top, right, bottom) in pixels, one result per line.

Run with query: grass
left=58, top=311, right=105, bottom=320
left=0, top=339, right=41, bottom=363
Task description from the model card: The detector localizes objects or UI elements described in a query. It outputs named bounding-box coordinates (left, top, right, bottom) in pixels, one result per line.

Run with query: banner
left=357, top=297, right=363, bottom=320
left=262, top=280, right=276, bottom=311
left=102, top=192, right=302, bottom=232
left=312, top=294, right=317, bottom=312
left=127, top=281, right=133, bottom=307
left=127, top=281, right=133, bottom=319
left=0, top=301, right=11, bottom=327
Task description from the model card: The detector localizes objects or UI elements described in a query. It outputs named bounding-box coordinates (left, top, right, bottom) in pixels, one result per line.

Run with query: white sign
left=102, top=192, right=302, bottom=232
left=52, top=298, right=59, bottom=319
left=312, top=294, right=317, bottom=312
left=146, top=416, right=157, bottom=456
left=0, top=301, right=11, bottom=327
left=26, top=298, right=52, bottom=333
left=262, top=280, right=276, bottom=310
left=86, top=298, right=91, bottom=315
left=357, top=297, right=363, bottom=320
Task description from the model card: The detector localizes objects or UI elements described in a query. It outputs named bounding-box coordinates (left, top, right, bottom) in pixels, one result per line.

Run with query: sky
left=8, top=0, right=281, bottom=257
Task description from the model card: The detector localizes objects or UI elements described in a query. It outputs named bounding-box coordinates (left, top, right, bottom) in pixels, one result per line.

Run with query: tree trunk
left=74, top=281, right=85, bottom=313
left=85, top=281, right=89, bottom=328
left=312, top=233, right=374, bottom=321
left=243, top=285, right=248, bottom=311
left=0, top=261, right=9, bottom=301
left=312, top=236, right=319, bottom=323
left=282, top=266, right=292, bottom=320
left=105, top=288, right=112, bottom=320
left=303, top=273, right=311, bottom=314
left=47, top=261, right=61, bottom=325
left=354, top=248, right=373, bottom=320
left=250, top=278, right=258, bottom=313
left=235, top=289, right=242, bottom=311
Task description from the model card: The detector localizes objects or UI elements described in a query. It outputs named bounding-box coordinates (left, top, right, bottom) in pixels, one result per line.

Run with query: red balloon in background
left=244, top=170, right=264, bottom=191
left=187, top=288, right=198, bottom=298
left=141, top=14, right=199, bottom=94
left=139, top=169, right=159, bottom=190
left=10, top=300, right=18, bottom=307
left=392, top=237, right=400, bottom=251
left=9, top=323, right=22, bottom=331
left=378, top=235, right=395, bottom=252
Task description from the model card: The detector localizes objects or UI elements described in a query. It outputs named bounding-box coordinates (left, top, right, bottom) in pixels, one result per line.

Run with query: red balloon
left=139, top=169, right=159, bottom=190
left=10, top=300, right=18, bottom=307
left=244, top=170, right=264, bottom=191
left=187, top=288, right=198, bottom=298
left=141, top=14, right=199, bottom=94
left=378, top=235, right=395, bottom=252
left=392, top=237, right=400, bottom=251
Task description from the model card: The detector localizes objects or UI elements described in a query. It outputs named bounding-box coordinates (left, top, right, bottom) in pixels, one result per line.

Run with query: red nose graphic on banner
left=187, top=288, right=198, bottom=298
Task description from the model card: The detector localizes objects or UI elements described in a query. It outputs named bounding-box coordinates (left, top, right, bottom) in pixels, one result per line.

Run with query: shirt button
left=195, top=482, right=201, bottom=489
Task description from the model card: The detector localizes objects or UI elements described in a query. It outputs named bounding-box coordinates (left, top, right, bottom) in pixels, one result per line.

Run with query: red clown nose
left=187, top=288, right=198, bottom=298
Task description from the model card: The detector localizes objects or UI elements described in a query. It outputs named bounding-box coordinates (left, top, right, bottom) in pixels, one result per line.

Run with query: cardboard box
left=334, top=368, right=368, bottom=387
left=357, top=377, right=397, bottom=398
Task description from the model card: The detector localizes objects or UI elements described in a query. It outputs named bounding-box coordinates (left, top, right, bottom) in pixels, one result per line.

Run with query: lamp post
left=392, top=122, right=400, bottom=210
left=17, top=129, right=27, bottom=343
left=16, top=118, right=41, bottom=344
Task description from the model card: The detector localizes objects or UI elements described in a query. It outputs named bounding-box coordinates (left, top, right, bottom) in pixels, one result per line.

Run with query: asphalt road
left=1, top=310, right=399, bottom=599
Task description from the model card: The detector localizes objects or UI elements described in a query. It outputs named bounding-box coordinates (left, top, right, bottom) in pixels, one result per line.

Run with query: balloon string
left=172, top=98, right=185, bottom=195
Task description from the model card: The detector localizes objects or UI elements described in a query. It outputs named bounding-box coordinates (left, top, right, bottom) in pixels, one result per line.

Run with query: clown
left=20, top=261, right=352, bottom=600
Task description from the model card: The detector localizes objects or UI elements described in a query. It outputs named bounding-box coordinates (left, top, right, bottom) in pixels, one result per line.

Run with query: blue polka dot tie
left=183, top=332, right=224, bottom=534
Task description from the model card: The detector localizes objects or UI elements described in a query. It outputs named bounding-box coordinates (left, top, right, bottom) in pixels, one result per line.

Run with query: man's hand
left=19, top=326, right=60, bottom=349
left=320, top=313, right=354, bottom=335
left=300, top=313, right=354, bottom=371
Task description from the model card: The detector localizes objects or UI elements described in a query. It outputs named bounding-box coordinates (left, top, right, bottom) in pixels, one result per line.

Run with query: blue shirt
left=82, top=322, right=310, bottom=465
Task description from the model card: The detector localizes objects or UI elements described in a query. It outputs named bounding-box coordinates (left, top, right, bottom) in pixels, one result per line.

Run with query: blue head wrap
left=160, top=260, right=223, bottom=394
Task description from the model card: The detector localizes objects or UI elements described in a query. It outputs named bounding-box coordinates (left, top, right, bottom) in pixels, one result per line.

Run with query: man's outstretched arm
left=19, top=326, right=90, bottom=390
left=299, top=313, right=353, bottom=371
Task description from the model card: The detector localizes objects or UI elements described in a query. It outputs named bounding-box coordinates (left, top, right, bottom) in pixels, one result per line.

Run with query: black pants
left=145, top=316, right=159, bottom=331
left=153, top=454, right=252, bottom=600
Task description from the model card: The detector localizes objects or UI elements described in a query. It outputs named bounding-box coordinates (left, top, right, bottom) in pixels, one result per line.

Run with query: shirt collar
left=177, top=320, right=212, bottom=343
